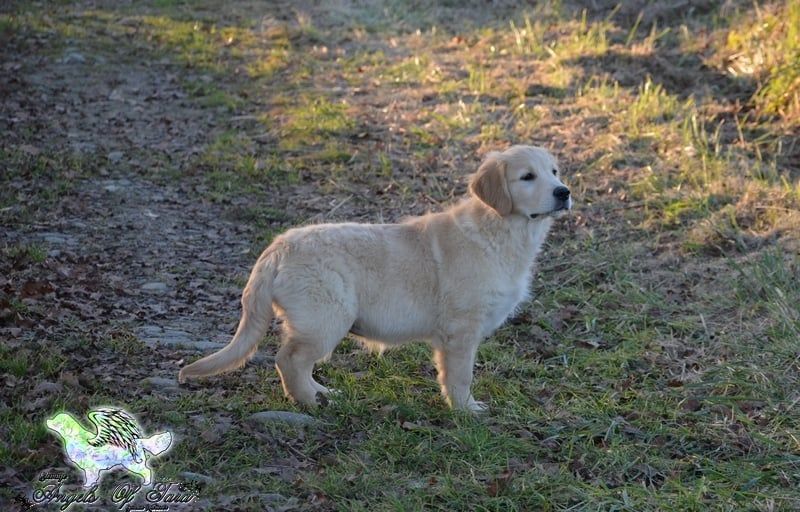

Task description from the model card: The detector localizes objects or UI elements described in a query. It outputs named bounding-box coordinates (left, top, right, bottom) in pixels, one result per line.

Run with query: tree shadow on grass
left=575, top=0, right=799, bottom=173
left=568, top=50, right=756, bottom=103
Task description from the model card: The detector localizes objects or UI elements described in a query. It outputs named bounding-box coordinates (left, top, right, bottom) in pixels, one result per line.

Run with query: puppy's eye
left=520, top=172, right=535, bottom=181
left=552, top=169, right=558, bottom=176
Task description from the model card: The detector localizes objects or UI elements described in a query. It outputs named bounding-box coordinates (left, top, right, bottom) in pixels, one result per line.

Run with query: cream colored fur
left=178, top=145, right=572, bottom=412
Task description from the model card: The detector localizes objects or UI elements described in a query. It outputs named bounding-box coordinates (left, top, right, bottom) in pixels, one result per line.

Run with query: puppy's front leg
left=433, top=338, right=487, bottom=413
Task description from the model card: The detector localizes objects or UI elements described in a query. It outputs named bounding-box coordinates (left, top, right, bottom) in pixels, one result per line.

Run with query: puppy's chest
left=464, top=265, right=531, bottom=318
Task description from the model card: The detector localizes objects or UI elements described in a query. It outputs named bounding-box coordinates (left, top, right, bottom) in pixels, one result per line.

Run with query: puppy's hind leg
left=276, top=319, right=349, bottom=406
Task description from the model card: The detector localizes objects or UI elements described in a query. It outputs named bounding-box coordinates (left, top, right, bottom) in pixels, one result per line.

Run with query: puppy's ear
left=469, top=157, right=512, bottom=216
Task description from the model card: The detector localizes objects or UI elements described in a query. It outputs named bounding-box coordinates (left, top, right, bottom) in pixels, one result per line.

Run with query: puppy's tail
left=178, top=250, right=280, bottom=383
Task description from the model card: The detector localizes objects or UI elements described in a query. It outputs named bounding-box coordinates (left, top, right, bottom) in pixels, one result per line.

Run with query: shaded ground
left=2, top=32, right=253, bottom=356
left=2, top=0, right=799, bottom=510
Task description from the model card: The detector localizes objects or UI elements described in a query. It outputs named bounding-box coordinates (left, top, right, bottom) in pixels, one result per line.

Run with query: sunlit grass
left=509, top=14, right=548, bottom=58
left=184, top=81, right=243, bottom=110
left=280, top=97, right=355, bottom=149
left=719, top=1, right=800, bottom=124
left=384, top=54, right=433, bottom=86
left=553, top=10, right=610, bottom=60
left=0, top=13, right=20, bottom=35
left=196, top=131, right=298, bottom=200
left=627, top=79, right=685, bottom=135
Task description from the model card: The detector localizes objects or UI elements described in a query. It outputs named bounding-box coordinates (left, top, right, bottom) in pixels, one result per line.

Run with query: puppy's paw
left=316, top=388, right=341, bottom=406
left=467, top=400, right=488, bottom=414
left=451, top=398, right=489, bottom=413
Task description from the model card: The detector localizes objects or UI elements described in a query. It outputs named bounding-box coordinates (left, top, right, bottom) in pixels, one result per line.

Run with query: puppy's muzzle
left=529, top=186, right=572, bottom=219
left=553, top=186, right=572, bottom=213
left=553, top=186, right=570, bottom=202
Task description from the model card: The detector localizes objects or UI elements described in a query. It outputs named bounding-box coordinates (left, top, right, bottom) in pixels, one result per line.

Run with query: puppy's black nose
left=553, top=186, right=570, bottom=201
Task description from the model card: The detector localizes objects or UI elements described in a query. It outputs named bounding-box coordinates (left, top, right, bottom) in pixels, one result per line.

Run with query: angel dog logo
left=23, top=406, right=200, bottom=511
left=46, top=408, right=172, bottom=487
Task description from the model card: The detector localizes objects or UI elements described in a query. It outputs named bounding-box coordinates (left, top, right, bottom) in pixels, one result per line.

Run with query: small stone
left=141, top=282, right=168, bottom=293
left=177, top=340, right=226, bottom=350
left=682, top=398, right=702, bottom=412
left=71, top=141, right=97, bottom=154
left=62, top=51, right=86, bottom=64
left=109, top=88, right=124, bottom=101
left=139, top=328, right=221, bottom=350
left=19, top=144, right=40, bottom=155
left=179, top=471, right=214, bottom=485
left=140, top=377, right=179, bottom=389
left=32, top=381, right=63, bottom=395
left=39, top=232, right=75, bottom=245
left=101, top=178, right=132, bottom=192
left=257, top=493, right=287, bottom=504
left=249, top=411, right=320, bottom=427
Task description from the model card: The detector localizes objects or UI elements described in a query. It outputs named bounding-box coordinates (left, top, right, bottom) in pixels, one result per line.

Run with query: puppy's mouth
left=529, top=205, right=571, bottom=219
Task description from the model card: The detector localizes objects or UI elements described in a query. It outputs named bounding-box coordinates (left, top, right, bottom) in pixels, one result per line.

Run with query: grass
left=720, top=1, right=800, bottom=123
left=2, top=0, right=800, bottom=510
left=3, top=243, right=47, bottom=265
left=184, top=81, right=243, bottom=111
left=195, top=131, right=299, bottom=200
left=626, top=79, right=685, bottom=135
left=281, top=97, right=356, bottom=149
left=0, top=149, right=93, bottom=232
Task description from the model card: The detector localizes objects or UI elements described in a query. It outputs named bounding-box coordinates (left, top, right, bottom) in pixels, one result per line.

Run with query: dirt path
left=0, top=17, right=293, bottom=486
left=1, top=15, right=292, bottom=503
left=3, top=31, right=262, bottom=353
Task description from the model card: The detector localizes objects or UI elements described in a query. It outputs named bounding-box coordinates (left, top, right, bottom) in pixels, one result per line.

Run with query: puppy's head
left=469, top=145, right=572, bottom=219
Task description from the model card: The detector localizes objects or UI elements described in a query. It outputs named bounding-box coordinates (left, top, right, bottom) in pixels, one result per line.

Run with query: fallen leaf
left=19, top=144, right=41, bottom=156
left=681, top=398, right=703, bottom=412
left=23, top=394, right=53, bottom=412
left=400, top=420, right=426, bottom=431
left=59, top=371, right=80, bottom=388
left=21, top=280, right=54, bottom=298
left=551, top=305, right=580, bottom=332
left=486, top=469, right=513, bottom=497
left=32, top=381, right=62, bottom=394
left=575, top=337, right=607, bottom=349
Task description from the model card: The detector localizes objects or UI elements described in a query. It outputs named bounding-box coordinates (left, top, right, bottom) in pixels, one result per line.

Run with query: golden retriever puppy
left=179, top=145, right=572, bottom=412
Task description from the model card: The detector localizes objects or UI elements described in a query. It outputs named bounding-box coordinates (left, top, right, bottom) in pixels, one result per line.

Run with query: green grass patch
left=184, top=81, right=243, bottom=110
left=0, top=410, right=51, bottom=465
left=3, top=242, right=47, bottom=265
left=0, top=345, right=30, bottom=377
left=627, top=79, right=686, bottom=134
left=280, top=97, right=356, bottom=149
left=196, top=131, right=299, bottom=200
left=138, top=15, right=254, bottom=71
